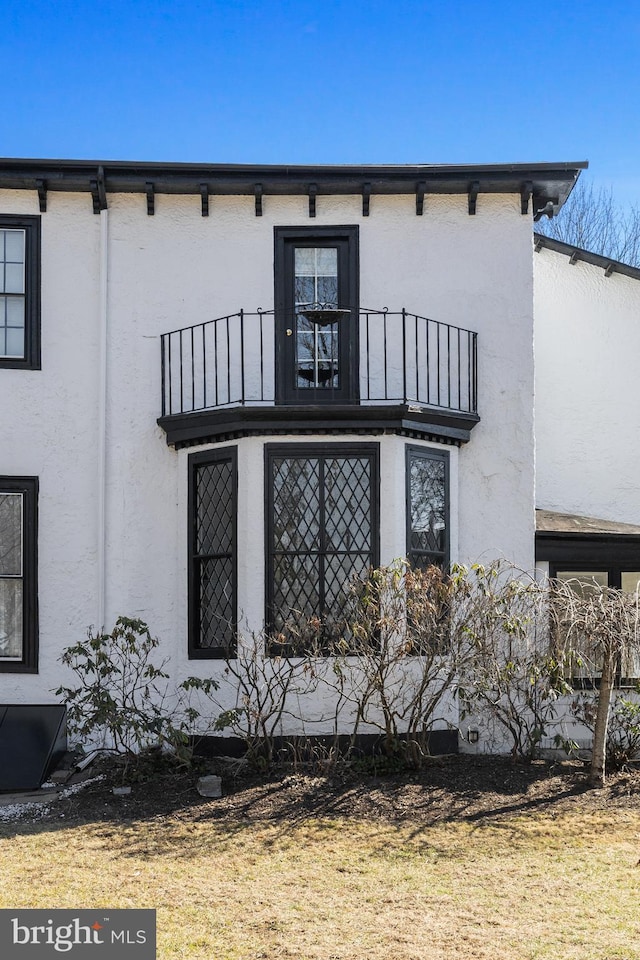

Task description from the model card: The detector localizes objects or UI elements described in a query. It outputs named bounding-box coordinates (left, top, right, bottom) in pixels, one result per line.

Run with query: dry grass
left=0, top=801, right=639, bottom=959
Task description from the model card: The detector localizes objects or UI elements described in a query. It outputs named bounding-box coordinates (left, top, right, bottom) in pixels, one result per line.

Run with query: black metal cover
left=0, top=704, right=67, bottom=791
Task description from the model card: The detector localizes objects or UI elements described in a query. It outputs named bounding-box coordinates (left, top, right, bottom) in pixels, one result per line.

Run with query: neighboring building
left=534, top=234, right=640, bottom=600
left=9, top=157, right=632, bottom=746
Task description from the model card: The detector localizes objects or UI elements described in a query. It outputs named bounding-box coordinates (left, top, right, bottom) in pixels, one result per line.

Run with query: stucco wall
left=0, top=189, right=535, bottom=715
left=534, top=247, right=640, bottom=524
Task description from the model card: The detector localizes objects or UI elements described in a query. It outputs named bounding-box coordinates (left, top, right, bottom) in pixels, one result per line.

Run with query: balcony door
left=274, top=226, right=359, bottom=405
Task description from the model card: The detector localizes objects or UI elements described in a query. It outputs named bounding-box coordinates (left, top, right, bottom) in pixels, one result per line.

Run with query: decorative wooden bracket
left=36, top=179, right=47, bottom=213
left=468, top=181, right=479, bottom=215
left=200, top=183, right=209, bottom=217
left=604, top=263, right=615, bottom=277
left=362, top=182, right=371, bottom=217
left=569, top=250, right=580, bottom=265
left=416, top=181, right=426, bottom=216
left=89, top=166, right=107, bottom=214
left=146, top=182, right=155, bottom=216
left=254, top=183, right=263, bottom=217
left=308, top=183, right=317, bottom=218
left=520, top=181, right=533, bottom=215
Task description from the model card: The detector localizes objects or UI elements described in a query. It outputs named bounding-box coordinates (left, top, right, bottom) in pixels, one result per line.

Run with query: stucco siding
left=0, top=189, right=535, bottom=710
left=534, top=247, right=640, bottom=524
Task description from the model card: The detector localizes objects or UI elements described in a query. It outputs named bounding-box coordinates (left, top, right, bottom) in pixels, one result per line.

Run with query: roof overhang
left=0, top=158, right=588, bottom=216
left=534, top=233, right=640, bottom=281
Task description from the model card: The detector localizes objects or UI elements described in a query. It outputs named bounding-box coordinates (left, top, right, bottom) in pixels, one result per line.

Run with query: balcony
left=157, top=308, right=479, bottom=448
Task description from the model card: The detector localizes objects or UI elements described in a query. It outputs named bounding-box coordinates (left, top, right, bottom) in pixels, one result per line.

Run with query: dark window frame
left=265, top=442, right=380, bottom=651
left=188, top=446, right=237, bottom=659
left=0, top=215, right=41, bottom=370
left=548, top=560, right=640, bottom=686
left=406, top=445, right=450, bottom=570
left=274, top=225, right=359, bottom=405
left=0, top=476, right=38, bottom=673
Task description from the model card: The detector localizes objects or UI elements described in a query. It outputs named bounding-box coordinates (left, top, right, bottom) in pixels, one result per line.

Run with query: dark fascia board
left=157, top=403, right=480, bottom=449
left=0, top=158, right=587, bottom=214
left=536, top=530, right=640, bottom=565
left=534, top=233, right=640, bottom=281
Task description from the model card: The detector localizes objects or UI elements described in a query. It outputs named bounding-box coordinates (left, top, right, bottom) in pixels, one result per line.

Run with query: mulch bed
left=39, top=754, right=640, bottom=829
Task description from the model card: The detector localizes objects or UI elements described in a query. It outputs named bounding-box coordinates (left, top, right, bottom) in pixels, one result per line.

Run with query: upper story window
left=406, top=446, right=449, bottom=569
left=0, top=215, right=41, bottom=370
left=274, top=226, right=359, bottom=405
left=0, top=477, right=38, bottom=672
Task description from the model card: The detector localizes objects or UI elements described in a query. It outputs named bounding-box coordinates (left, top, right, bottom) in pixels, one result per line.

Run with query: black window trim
left=405, top=444, right=450, bottom=570
left=0, top=476, right=38, bottom=673
left=274, top=225, right=360, bottom=405
left=0, top=214, right=41, bottom=370
left=548, top=560, right=640, bottom=687
left=187, top=446, right=237, bottom=659
left=264, top=441, right=380, bottom=645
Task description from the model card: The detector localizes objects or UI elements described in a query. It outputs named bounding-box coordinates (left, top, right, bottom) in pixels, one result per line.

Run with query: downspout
left=97, top=208, right=109, bottom=630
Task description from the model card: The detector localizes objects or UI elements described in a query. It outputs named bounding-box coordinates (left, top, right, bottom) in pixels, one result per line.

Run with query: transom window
left=266, top=444, right=379, bottom=649
left=0, top=216, right=40, bottom=370
left=406, top=446, right=449, bottom=569
left=0, top=478, right=38, bottom=672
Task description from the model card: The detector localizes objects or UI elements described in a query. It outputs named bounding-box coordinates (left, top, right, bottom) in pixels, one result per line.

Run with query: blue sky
left=3, top=0, right=639, bottom=205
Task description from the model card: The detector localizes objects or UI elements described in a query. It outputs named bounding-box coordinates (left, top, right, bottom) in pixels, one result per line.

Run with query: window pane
left=316, top=248, right=337, bottom=275
left=196, top=460, right=233, bottom=555
left=408, top=451, right=447, bottom=566
left=272, top=458, right=320, bottom=550
left=555, top=571, right=609, bottom=593
left=621, top=572, right=640, bottom=594
left=4, top=262, right=24, bottom=295
left=0, top=493, right=22, bottom=576
left=4, top=230, right=25, bottom=263
left=5, top=326, right=25, bottom=358
left=294, top=248, right=315, bottom=276
left=325, top=458, right=372, bottom=551
left=6, top=296, right=25, bottom=328
left=199, top=557, right=234, bottom=650
left=0, top=578, right=22, bottom=658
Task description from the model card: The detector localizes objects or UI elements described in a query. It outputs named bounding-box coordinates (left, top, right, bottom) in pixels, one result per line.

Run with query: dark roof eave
left=534, top=233, right=640, bottom=281
left=0, top=158, right=588, bottom=211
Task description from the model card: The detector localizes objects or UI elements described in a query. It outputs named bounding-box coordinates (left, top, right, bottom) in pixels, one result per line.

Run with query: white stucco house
left=1, top=156, right=638, bottom=755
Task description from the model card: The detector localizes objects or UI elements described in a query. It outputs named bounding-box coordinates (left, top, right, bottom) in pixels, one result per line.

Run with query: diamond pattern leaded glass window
left=189, top=449, right=237, bottom=657
left=267, top=445, right=379, bottom=650
left=406, top=446, right=449, bottom=569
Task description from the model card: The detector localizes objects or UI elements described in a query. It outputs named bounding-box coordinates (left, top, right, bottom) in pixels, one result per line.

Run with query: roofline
left=0, top=157, right=588, bottom=216
left=534, top=232, right=640, bottom=281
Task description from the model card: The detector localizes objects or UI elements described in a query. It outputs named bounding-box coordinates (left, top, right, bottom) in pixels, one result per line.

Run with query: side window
left=0, top=216, right=41, bottom=370
left=188, top=447, right=237, bottom=658
left=406, top=445, right=449, bottom=569
left=0, top=478, right=38, bottom=672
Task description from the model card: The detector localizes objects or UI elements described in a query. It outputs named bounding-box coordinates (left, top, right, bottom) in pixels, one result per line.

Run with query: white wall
left=0, top=188, right=536, bottom=713
left=535, top=248, right=640, bottom=524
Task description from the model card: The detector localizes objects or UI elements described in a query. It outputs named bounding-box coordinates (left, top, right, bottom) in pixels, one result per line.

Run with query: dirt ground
left=42, top=753, right=640, bottom=828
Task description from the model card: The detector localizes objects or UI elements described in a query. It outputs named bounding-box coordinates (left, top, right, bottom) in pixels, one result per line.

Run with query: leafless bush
left=457, top=563, right=574, bottom=762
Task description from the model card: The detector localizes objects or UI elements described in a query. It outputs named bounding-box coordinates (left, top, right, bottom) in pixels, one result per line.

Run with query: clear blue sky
left=3, top=0, right=639, bottom=205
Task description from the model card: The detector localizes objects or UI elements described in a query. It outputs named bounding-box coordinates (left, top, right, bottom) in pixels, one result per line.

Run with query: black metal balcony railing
left=160, top=309, right=478, bottom=418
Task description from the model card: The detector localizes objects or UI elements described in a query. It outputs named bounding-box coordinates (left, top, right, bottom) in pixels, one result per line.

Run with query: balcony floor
left=157, top=402, right=480, bottom=449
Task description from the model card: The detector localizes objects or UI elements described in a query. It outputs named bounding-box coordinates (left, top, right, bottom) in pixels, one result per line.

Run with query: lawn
left=0, top=761, right=639, bottom=959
